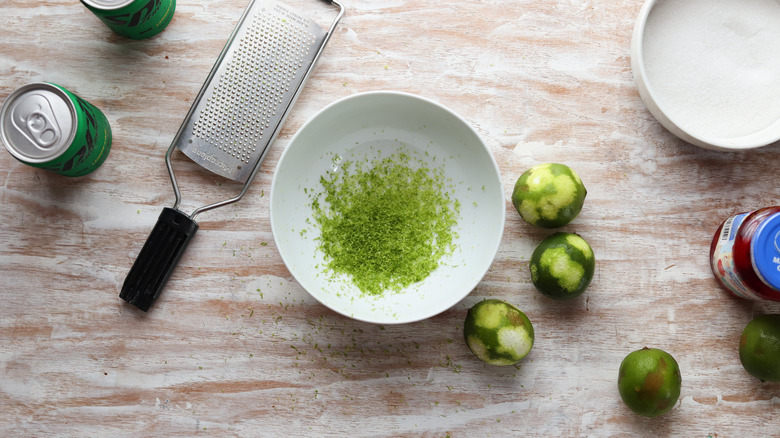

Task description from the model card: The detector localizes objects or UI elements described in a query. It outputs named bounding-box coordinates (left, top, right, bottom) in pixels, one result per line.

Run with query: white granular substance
left=643, top=0, right=780, bottom=139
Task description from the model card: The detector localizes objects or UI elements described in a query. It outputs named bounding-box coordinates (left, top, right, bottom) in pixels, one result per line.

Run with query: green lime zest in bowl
left=312, top=149, right=460, bottom=296
left=270, top=91, right=504, bottom=324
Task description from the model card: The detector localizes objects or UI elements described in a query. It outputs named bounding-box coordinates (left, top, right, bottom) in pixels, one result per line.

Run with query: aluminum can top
left=1, top=83, right=77, bottom=164
left=81, top=0, right=137, bottom=10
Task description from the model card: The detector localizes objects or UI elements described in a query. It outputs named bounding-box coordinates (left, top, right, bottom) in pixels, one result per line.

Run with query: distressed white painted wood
left=1, top=0, right=779, bottom=436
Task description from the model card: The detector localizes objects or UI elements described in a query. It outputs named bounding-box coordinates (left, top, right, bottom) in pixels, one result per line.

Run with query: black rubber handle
left=120, top=207, right=199, bottom=311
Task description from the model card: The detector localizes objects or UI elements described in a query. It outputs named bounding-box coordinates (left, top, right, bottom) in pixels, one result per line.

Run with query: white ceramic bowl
left=631, top=0, right=780, bottom=151
left=270, top=91, right=504, bottom=324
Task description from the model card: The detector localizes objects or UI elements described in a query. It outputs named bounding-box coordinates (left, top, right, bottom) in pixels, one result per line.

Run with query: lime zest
left=311, top=147, right=460, bottom=296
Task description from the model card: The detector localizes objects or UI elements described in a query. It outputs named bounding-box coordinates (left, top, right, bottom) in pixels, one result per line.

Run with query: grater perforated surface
left=175, top=0, right=327, bottom=183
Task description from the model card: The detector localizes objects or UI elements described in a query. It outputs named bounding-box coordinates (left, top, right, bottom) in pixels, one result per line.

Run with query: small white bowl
left=631, top=0, right=780, bottom=151
left=270, top=91, right=505, bottom=324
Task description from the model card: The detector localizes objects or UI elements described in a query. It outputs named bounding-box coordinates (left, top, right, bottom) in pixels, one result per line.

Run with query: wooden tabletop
left=2, top=0, right=780, bottom=436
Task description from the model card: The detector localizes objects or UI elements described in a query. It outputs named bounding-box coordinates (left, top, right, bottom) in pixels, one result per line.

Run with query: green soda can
left=81, top=0, right=176, bottom=40
left=0, top=83, right=112, bottom=177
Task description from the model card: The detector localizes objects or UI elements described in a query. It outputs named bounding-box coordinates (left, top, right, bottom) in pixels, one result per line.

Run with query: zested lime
left=530, top=232, right=595, bottom=300
left=739, top=314, right=780, bottom=382
left=512, top=163, right=587, bottom=228
left=618, top=348, right=682, bottom=418
left=464, top=299, right=534, bottom=366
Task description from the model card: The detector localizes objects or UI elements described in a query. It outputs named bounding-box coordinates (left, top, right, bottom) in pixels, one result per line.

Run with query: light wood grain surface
left=2, top=0, right=780, bottom=436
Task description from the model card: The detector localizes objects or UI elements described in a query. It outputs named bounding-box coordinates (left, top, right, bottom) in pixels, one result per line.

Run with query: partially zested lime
left=512, top=163, right=587, bottom=228
left=618, top=347, right=682, bottom=418
left=530, top=232, right=595, bottom=300
left=464, top=299, right=534, bottom=366
left=739, top=314, right=780, bottom=382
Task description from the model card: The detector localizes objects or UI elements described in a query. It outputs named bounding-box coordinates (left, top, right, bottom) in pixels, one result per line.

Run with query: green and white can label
left=81, top=0, right=176, bottom=39
left=0, top=83, right=112, bottom=177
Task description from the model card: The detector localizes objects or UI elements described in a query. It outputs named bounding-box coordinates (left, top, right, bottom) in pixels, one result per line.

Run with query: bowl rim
left=631, top=0, right=780, bottom=151
left=269, top=90, right=505, bottom=324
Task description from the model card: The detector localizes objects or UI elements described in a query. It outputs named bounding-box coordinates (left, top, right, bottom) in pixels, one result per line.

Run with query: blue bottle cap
left=752, top=212, right=780, bottom=292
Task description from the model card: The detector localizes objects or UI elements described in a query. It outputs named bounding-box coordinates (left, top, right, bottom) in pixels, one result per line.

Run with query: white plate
left=270, top=91, right=504, bottom=324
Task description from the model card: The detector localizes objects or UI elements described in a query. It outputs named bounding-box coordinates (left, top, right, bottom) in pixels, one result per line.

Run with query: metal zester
left=120, top=0, right=345, bottom=311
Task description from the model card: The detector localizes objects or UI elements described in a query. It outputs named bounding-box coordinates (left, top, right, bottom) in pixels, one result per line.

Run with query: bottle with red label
left=710, top=206, right=780, bottom=302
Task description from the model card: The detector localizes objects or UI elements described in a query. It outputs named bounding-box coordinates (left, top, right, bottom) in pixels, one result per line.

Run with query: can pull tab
left=12, top=94, right=61, bottom=149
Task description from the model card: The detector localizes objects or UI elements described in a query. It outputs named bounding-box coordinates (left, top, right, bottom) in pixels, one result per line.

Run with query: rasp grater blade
left=175, top=0, right=328, bottom=183
left=120, top=0, right=343, bottom=312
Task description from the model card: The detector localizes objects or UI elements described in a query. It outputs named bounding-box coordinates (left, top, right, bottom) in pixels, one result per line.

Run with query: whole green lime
left=511, top=163, right=587, bottom=228
left=618, top=347, right=682, bottom=418
left=464, top=299, right=534, bottom=366
left=530, top=232, right=595, bottom=300
left=739, top=314, right=780, bottom=382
